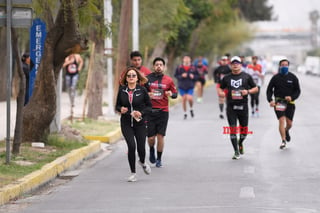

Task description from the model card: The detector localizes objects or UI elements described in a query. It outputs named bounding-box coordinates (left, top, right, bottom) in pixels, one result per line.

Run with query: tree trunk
left=113, top=0, right=132, bottom=105
left=0, top=28, right=7, bottom=101
left=87, top=41, right=104, bottom=119
left=166, top=47, right=178, bottom=76
left=12, top=29, right=24, bottom=154
left=145, top=40, right=167, bottom=68
left=22, top=0, right=88, bottom=142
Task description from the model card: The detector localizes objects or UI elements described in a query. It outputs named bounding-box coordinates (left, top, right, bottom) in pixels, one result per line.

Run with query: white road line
left=240, top=186, right=255, bottom=198
left=244, top=166, right=255, bottom=174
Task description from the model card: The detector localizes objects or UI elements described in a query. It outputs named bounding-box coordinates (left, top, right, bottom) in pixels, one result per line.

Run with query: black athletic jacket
left=115, top=85, right=152, bottom=126
left=266, top=72, right=301, bottom=103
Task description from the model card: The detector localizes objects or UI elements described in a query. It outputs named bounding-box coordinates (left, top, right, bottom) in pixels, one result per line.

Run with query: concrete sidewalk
left=0, top=89, right=122, bottom=206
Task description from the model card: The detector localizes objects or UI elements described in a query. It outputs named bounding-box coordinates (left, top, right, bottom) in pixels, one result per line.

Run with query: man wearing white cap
left=217, top=56, right=258, bottom=160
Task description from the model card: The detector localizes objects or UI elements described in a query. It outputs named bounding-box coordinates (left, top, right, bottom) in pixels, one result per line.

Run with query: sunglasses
left=231, top=62, right=241, bottom=65
left=126, top=74, right=137, bottom=78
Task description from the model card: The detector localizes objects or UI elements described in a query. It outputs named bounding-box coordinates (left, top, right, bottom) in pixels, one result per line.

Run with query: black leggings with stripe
left=121, top=121, right=147, bottom=173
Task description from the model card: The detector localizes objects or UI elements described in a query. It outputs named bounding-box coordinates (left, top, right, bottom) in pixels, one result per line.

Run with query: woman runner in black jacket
left=115, top=66, right=152, bottom=182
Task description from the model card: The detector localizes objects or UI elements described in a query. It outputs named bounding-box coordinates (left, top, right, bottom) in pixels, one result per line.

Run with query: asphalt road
left=1, top=72, right=320, bottom=213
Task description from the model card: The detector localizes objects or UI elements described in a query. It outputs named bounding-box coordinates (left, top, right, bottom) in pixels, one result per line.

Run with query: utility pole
left=310, top=10, right=319, bottom=47
left=132, top=0, right=139, bottom=51
left=5, top=0, right=12, bottom=164
left=104, top=0, right=114, bottom=115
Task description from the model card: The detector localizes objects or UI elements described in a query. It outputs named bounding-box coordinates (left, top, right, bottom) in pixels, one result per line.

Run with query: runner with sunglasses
left=116, top=67, right=152, bottom=182
left=218, top=56, right=258, bottom=160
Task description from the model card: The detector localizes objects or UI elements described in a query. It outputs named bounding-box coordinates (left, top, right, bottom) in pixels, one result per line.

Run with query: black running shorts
left=147, top=111, right=169, bottom=137
left=274, top=103, right=295, bottom=121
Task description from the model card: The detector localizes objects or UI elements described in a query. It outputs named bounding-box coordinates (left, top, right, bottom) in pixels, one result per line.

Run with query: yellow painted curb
left=83, top=127, right=122, bottom=144
left=0, top=141, right=101, bottom=206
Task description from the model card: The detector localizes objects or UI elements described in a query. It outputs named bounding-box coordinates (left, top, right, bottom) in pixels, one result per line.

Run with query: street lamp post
left=132, top=0, right=139, bottom=51
left=104, top=0, right=114, bottom=116
left=0, top=0, right=33, bottom=163
left=5, top=0, right=12, bottom=164
left=310, top=10, right=319, bottom=47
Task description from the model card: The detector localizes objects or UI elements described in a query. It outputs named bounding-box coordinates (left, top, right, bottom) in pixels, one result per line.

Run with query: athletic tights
left=121, top=121, right=147, bottom=173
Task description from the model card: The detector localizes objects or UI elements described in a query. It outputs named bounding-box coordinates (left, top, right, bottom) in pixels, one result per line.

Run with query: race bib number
left=275, top=102, right=287, bottom=111
left=231, top=90, right=243, bottom=100
left=68, top=64, right=77, bottom=74
left=152, top=89, right=164, bottom=100
left=233, top=105, right=244, bottom=110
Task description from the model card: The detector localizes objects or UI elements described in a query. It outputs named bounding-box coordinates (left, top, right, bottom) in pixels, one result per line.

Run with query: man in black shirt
left=218, top=56, right=258, bottom=160
left=266, top=58, right=301, bottom=149
left=213, top=56, right=232, bottom=119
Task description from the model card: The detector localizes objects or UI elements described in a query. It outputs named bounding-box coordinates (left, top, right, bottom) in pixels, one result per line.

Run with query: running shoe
left=184, top=114, right=187, bottom=120
left=139, top=161, right=151, bottom=175
left=149, top=149, right=156, bottom=164
left=127, top=173, right=137, bottom=182
left=285, top=130, right=291, bottom=142
left=232, top=152, right=240, bottom=160
left=190, top=110, right=194, bottom=118
left=280, top=141, right=286, bottom=149
left=156, top=159, right=162, bottom=168
left=255, top=109, right=259, bottom=117
left=239, top=144, right=244, bottom=155
left=219, top=114, right=224, bottom=119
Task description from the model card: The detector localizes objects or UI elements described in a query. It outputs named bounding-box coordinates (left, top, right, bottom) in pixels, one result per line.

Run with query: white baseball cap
left=230, top=56, right=241, bottom=63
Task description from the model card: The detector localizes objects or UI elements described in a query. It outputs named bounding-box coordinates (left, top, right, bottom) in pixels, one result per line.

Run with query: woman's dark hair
left=119, top=66, right=148, bottom=86
left=21, top=52, right=30, bottom=62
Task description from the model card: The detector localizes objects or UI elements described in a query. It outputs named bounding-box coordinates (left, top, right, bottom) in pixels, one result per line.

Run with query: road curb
left=0, top=140, right=101, bottom=206
left=83, top=127, right=122, bottom=143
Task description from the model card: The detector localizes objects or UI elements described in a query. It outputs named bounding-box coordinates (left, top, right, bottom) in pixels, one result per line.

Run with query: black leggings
left=227, top=104, right=249, bottom=152
left=121, top=123, right=147, bottom=173
left=250, top=86, right=260, bottom=109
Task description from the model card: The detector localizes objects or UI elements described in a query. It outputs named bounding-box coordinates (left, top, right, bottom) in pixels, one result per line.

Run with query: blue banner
left=29, top=18, right=46, bottom=98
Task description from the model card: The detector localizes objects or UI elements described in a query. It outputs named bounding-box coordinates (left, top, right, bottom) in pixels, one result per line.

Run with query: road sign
left=0, top=7, right=32, bottom=27
left=0, top=0, right=32, bottom=4
left=12, top=7, right=32, bottom=27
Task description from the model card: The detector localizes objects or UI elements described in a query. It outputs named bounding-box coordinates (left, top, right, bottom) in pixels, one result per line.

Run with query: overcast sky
left=266, top=0, right=320, bottom=30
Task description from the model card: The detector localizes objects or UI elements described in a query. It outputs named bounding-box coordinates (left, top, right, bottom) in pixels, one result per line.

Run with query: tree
left=164, top=0, right=218, bottom=72
left=0, top=29, right=7, bottom=101
left=236, top=0, right=273, bottom=22
left=139, top=0, right=191, bottom=68
left=78, top=0, right=107, bottom=119
left=23, top=0, right=88, bottom=142
left=189, top=0, right=252, bottom=60
left=12, top=29, right=25, bottom=154
left=113, top=0, right=132, bottom=105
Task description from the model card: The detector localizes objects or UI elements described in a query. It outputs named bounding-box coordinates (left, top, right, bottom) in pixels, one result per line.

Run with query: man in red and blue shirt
left=146, top=57, right=177, bottom=167
left=174, top=55, right=199, bottom=119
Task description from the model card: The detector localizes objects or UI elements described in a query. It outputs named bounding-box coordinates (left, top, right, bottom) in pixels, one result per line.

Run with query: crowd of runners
left=106, top=50, right=300, bottom=182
